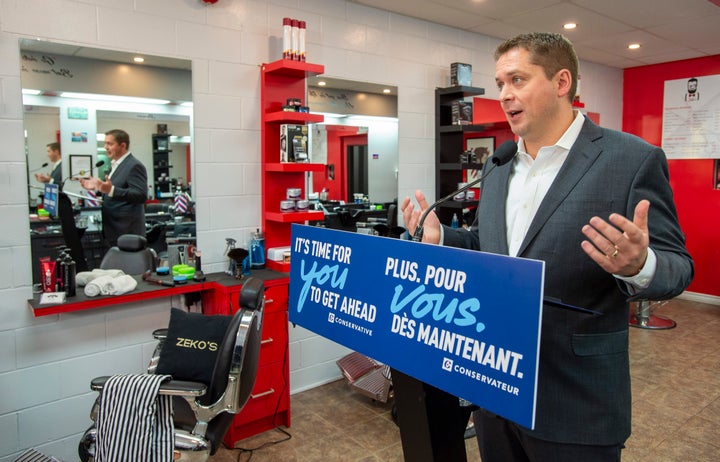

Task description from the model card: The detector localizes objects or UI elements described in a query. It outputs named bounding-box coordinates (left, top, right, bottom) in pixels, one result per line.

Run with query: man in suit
left=402, top=32, right=693, bottom=461
left=80, top=129, right=147, bottom=247
left=34, top=142, right=62, bottom=185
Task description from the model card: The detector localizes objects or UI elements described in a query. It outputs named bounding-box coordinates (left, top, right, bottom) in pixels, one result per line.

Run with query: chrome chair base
left=629, top=300, right=676, bottom=330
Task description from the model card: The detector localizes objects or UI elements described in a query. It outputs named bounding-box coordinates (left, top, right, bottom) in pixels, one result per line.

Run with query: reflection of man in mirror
left=685, top=77, right=699, bottom=102
left=80, top=129, right=147, bottom=246
left=34, top=142, right=62, bottom=184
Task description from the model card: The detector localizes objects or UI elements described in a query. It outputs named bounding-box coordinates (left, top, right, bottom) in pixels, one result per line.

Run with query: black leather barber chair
left=99, top=234, right=156, bottom=275
left=78, top=277, right=265, bottom=462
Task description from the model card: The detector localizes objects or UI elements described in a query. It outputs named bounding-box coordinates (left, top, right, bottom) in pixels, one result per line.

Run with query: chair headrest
left=117, top=234, right=148, bottom=252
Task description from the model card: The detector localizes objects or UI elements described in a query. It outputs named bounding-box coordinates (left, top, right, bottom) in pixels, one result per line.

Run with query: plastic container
left=250, top=229, right=266, bottom=269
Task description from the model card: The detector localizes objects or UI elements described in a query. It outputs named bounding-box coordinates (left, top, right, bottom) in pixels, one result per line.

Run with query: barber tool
left=193, top=249, right=206, bottom=282
left=224, top=238, right=237, bottom=275
left=227, top=247, right=250, bottom=279
left=142, top=270, right=175, bottom=287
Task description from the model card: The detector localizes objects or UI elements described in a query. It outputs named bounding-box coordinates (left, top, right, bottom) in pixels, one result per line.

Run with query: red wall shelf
left=266, top=210, right=324, bottom=223
left=261, top=59, right=325, bottom=257
left=265, top=162, right=325, bottom=173
left=262, top=59, right=324, bottom=78
left=265, top=111, right=324, bottom=124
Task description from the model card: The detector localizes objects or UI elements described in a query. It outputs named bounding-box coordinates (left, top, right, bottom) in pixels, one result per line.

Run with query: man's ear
left=555, top=69, right=572, bottom=98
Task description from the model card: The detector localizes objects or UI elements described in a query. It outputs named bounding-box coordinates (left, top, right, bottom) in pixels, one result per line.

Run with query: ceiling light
left=383, top=88, right=391, bottom=94
left=563, top=23, right=577, bottom=30
left=317, top=81, right=327, bottom=86
left=60, top=92, right=170, bottom=105
left=22, top=89, right=42, bottom=95
left=133, top=56, right=145, bottom=63
left=628, top=43, right=641, bottom=50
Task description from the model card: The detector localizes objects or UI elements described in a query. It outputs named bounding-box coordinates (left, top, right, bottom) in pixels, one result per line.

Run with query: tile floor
left=209, top=298, right=720, bottom=461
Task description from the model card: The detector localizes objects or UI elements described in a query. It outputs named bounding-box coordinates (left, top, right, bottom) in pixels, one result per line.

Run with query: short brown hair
left=495, top=32, right=579, bottom=104
left=105, top=129, right=130, bottom=149
left=46, top=142, right=60, bottom=153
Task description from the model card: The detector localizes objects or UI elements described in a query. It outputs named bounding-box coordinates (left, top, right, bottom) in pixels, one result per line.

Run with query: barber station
left=5, top=2, right=718, bottom=462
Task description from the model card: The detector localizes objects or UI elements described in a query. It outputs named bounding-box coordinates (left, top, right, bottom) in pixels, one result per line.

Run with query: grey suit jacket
left=50, top=162, right=62, bottom=185
left=101, top=153, right=147, bottom=246
left=444, top=119, right=693, bottom=445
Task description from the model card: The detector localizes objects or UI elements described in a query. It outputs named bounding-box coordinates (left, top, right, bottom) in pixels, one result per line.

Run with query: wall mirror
left=20, top=39, right=193, bottom=283
left=307, top=76, right=398, bottom=205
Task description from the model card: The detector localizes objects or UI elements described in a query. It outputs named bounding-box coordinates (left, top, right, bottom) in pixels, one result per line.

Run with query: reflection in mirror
left=307, top=77, right=398, bottom=204
left=20, top=39, right=193, bottom=284
left=304, top=77, right=399, bottom=234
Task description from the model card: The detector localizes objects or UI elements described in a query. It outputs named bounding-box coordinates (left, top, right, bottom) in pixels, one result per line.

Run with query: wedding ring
left=611, top=248, right=619, bottom=258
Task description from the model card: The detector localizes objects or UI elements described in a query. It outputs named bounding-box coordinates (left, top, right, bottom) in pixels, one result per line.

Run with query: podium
left=288, top=225, right=546, bottom=461
left=55, top=190, right=89, bottom=273
left=40, top=183, right=96, bottom=273
left=392, top=369, right=473, bottom=461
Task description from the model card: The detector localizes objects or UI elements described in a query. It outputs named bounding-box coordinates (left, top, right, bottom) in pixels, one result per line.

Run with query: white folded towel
left=85, top=275, right=115, bottom=297
left=76, top=269, right=126, bottom=287
left=84, top=275, right=137, bottom=297
left=103, top=275, right=138, bottom=296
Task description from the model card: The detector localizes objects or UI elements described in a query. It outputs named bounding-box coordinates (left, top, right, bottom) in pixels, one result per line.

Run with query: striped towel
left=95, top=374, right=174, bottom=462
left=13, top=448, right=60, bottom=461
left=174, top=191, right=189, bottom=214
left=85, top=189, right=100, bottom=207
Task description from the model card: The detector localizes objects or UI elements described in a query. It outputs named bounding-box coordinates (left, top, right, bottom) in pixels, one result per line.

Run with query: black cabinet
left=434, top=86, right=487, bottom=226
left=152, top=134, right=173, bottom=199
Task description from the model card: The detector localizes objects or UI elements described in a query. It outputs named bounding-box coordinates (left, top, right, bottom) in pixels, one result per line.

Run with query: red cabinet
left=222, top=279, right=291, bottom=446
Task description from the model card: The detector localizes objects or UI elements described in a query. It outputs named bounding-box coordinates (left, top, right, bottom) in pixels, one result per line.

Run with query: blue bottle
left=250, top=229, right=266, bottom=269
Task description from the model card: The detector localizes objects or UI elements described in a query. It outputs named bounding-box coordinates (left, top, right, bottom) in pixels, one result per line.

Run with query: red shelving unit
left=261, top=59, right=324, bottom=272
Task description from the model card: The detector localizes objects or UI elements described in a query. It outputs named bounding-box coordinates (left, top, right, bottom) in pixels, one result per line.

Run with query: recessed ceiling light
left=628, top=43, right=641, bottom=50
left=383, top=88, right=391, bottom=94
left=133, top=56, right=145, bottom=63
left=563, top=23, right=577, bottom=30
left=317, top=81, right=326, bottom=86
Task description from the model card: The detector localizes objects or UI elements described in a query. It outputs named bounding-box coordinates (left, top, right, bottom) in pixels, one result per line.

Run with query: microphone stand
left=412, top=171, right=488, bottom=242
left=413, top=140, right=518, bottom=242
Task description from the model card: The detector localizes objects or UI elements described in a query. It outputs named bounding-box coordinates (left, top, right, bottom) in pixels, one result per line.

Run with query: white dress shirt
left=107, top=152, right=132, bottom=197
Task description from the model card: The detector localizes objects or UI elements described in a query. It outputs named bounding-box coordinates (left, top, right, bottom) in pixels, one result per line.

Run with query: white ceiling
left=351, top=0, right=720, bottom=69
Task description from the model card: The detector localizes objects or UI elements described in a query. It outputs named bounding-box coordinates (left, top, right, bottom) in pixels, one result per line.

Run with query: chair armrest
left=90, top=376, right=207, bottom=397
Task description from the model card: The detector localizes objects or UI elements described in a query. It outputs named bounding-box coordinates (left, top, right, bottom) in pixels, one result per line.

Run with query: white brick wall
left=0, top=0, right=622, bottom=459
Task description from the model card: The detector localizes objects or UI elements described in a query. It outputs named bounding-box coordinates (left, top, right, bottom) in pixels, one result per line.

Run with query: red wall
left=623, top=56, right=720, bottom=296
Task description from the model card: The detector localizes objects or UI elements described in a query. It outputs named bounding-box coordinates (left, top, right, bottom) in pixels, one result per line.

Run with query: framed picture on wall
left=69, top=154, right=93, bottom=179
left=465, top=136, right=494, bottom=182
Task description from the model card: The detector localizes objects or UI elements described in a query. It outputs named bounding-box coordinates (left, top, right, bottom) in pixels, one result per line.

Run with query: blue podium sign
left=288, top=224, right=544, bottom=429
left=43, top=183, right=59, bottom=216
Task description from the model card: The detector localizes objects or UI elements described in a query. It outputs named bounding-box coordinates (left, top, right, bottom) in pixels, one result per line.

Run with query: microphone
left=29, top=162, right=49, bottom=173
left=60, top=160, right=106, bottom=191
left=412, top=140, right=519, bottom=242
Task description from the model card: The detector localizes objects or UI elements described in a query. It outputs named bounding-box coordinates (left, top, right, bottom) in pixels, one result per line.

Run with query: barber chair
left=78, top=277, right=265, bottom=462
left=145, top=221, right=168, bottom=255
left=629, top=299, right=676, bottom=329
left=99, top=234, right=156, bottom=275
